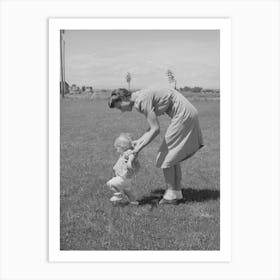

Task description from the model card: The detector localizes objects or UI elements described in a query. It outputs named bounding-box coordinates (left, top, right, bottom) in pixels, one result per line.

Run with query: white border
left=49, top=18, right=231, bottom=262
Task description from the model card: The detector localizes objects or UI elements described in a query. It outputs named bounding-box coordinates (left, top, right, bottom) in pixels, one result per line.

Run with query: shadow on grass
left=138, top=188, right=220, bottom=207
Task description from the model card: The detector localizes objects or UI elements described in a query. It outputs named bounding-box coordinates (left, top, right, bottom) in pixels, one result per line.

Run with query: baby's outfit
left=106, top=150, right=140, bottom=203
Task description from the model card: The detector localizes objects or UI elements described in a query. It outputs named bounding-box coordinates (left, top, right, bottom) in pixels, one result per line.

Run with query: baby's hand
left=127, top=162, right=133, bottom=170
left=132, top=140, right=138, bottom=148
left=126, top=150, right=135, bottom=171
left=124, top=149, right=134, bottom=157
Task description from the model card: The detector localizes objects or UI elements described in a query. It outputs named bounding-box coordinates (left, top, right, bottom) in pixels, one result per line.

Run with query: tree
left=166, top=69, right=177, bottom=89
left=183, top=86, right=191, bottom=91
left=192, top=86, right=203, bottom=93
left=126, top=72, right=132, bottom=90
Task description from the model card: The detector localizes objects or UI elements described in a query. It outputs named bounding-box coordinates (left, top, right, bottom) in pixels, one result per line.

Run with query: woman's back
left=132, top=86, right=197, bottom=120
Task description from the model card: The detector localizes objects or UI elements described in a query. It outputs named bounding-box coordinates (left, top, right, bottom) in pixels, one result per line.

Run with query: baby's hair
left=114, top=133, right=133, bottom=150
left=108, top=88, right=132, bottom=108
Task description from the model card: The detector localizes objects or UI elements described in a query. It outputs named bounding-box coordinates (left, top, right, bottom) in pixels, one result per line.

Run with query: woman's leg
left=174, top=164, right=182, bottom=189
left=163, top=165, right=182, bottom=190
left=163, top=166, right=177, bottom=190
left=161, top=166, right=182, bottom=202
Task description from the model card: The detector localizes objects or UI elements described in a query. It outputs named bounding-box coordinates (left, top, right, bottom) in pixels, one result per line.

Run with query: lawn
left=60, top=98, right=220, bottom=250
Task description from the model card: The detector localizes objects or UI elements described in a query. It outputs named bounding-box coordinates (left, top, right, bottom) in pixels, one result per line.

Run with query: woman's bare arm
left=133, top=111, right=160, bottom=154
left=132, top=126, right=152, bottom=146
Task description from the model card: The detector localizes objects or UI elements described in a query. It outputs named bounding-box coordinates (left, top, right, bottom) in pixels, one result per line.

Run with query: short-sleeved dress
left=131, top=87, right=204, bottom=168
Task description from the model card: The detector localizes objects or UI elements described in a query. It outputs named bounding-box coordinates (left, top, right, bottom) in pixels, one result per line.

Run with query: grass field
left=60, top=98, right=220, bottom=250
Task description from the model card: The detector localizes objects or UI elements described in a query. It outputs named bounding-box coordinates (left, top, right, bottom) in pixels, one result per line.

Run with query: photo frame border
left=48, top=17, right=231, bottom=262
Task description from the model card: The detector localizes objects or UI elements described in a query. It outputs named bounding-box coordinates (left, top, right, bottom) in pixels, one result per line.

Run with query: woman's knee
left=163, top=166, right=175, bottom=176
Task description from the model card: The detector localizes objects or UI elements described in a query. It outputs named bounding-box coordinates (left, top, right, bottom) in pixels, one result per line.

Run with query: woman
left=108, top=86, right=204, bottom=205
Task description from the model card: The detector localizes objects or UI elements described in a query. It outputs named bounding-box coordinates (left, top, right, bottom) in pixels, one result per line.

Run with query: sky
left=63, top=30, right=220, bottom=89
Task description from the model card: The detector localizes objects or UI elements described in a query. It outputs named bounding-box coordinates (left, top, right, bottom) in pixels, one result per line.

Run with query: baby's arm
left=126, top=153, right=135, bottom=170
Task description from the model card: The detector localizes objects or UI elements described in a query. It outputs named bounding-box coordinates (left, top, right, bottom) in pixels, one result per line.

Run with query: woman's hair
left=114, top=133, right=133, bottom=150
left=108, top=88, right=132, bottom=108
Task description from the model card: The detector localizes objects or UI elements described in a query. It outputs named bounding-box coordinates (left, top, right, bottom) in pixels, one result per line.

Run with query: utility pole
left=60, top=30, right=65, bottom=98
left=63, top=38, right=66, bottom=94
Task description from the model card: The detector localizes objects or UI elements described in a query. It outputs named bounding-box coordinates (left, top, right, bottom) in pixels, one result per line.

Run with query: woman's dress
left=132, top=87, right=204, bottom=168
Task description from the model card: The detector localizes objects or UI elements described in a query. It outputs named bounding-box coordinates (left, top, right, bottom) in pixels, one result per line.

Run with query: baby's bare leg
left=123, top=189, right=137, bottom=202
left=106, top=178, right=121, bottom=194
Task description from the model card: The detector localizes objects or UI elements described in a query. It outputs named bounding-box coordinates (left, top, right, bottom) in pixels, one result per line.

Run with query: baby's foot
left=129, top=201, right=139, bottom=206
left=110, top=194, right=123, bottom=202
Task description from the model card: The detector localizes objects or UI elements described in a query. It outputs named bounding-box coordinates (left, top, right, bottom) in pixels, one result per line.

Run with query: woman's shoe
left=158, top=198, right=180, bottom=205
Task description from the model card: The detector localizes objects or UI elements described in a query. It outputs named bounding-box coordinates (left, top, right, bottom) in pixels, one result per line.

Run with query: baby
left=106, top=133, right=140, bottom=205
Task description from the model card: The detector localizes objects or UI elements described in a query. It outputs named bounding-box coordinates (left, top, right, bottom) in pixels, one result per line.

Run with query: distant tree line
left=60, top=83, right=94, bottom=95
left=179, top=86, right=220, bottom=94
left=179, top=86, right=202, bottom=93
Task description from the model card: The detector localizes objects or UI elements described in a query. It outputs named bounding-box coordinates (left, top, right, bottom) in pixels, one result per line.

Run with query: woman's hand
left=132, top=140, right=138, bottom=148
left=131, top=139, right=142, bottom=154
